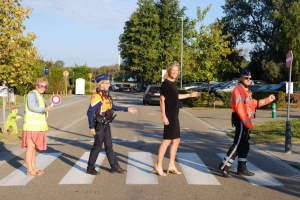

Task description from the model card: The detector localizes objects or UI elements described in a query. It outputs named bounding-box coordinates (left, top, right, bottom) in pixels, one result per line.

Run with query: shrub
left=252, top=91, right=287, bottom=109
left=178, top=89, right=213, bottom=107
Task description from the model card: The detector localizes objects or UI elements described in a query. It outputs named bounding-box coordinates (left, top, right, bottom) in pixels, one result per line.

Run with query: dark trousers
left=87, top=124, right=120, bottom=170
left=219, top=119, right=250, bottom=172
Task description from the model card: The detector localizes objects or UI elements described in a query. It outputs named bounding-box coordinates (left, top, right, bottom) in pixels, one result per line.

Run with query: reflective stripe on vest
left=23, top=90, right=48, bottom=131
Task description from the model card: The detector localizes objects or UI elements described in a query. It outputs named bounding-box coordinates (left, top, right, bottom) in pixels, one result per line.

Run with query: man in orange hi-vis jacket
left=217, top=69, right=276, bottom=178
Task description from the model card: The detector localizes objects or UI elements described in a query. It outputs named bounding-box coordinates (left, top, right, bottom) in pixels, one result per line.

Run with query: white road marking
left=126, top=152, right=158, bottom=184
left=59, top=152, right=106, bottom=185
left=0, top=153, right=62, bottom=186
left=144, top=126, right=189, bottom=130
left=176, top=153, right=221, bottom=185
left=132, top=136, right=137, bottom=142
left=217, top=153, right=283, bottom=186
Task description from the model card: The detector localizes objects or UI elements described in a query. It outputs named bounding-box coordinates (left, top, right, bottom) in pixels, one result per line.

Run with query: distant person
left=86, top=74, right=138, bottom=175
left=153, top=62, right=200, bottom=176
left=217, top=69, right=275, bottom=178
left=21, top=78, right=52, bottom=176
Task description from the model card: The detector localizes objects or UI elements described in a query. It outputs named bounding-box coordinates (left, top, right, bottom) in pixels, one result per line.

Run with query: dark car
left=188, top=83, right=208, bottom=91
left=255, top=84, right=276, bottom=92
left=143, top=85, right=161, bottom=105
left=120, top=84, right=131, bottom=92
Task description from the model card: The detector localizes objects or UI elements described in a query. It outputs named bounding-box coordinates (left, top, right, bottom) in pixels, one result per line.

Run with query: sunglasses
left=38, top=84, right=48, bottom=89
left=244, top=77, right=252, bottom=80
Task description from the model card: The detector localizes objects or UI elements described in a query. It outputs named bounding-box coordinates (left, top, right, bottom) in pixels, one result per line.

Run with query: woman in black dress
left=153, top=62, right=200, bottom=176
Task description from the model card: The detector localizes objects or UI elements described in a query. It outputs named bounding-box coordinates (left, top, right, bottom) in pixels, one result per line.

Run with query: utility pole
left=179, top=17, right=183, bottom=89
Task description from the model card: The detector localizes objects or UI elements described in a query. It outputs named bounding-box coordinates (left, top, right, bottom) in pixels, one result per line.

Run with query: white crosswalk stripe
left=217, top=153, right=284, bottom=186
left=0, top=151, right=285, bottom=186
left=177, top=153, right=220, bottom=185
left=59, top=152, right=106, bottom=185
left=126, top=152, right=158, bottom=184
left=0, top=153, right=61, bottom=186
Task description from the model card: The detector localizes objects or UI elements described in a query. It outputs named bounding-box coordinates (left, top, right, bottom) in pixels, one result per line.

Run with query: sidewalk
left=187, top=108, right=300, bottom=173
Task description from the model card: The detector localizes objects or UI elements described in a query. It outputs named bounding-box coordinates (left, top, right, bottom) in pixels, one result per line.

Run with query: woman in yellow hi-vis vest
left=21, top=78, right=52, bottom=176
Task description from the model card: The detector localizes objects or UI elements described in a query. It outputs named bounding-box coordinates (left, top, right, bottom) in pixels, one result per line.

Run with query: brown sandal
left=34, top=168, right=45, bottom=174
left=27, top=170, right=37, bottom=176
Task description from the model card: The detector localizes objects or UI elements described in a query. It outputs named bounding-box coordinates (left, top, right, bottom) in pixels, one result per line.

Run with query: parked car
left=131, top=84, right=140, bottom=90
left=215, top=80, right=239, bottom=93
left=201, top=82, right=226, bottom=93
left=188, top=83, right=208, bottom=91
left=183, top=82, right=205, bottom=90
left=112, top=83, right=121, bottom=91
left=255, top=84, right=276, bottom=92
left=120, top=84, right=131, bottom=92
left=268, top=82, right=298, bottom=93
left=143, top=85, right=161, bottom=105
left=109, top=84, right=114, bottom=90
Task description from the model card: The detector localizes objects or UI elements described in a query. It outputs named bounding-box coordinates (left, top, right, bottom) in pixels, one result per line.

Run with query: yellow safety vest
left=23, top=90, right=49, bottom=131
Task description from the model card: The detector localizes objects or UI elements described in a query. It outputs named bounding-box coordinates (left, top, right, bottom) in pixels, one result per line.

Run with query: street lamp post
left=118, top=42, right=120, bottom=71
left=179, top=17, right=183, bottom=89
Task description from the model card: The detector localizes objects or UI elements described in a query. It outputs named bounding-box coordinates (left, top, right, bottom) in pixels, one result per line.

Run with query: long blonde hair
left=164, top=62, right=180, bottom=80
left=97, top=80, right=105, bottom=90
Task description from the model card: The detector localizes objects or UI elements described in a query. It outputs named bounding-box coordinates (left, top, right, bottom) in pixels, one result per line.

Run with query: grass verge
left=228, top=119, right=300, bottom=144
left=0, top=129, right=22, bottom=144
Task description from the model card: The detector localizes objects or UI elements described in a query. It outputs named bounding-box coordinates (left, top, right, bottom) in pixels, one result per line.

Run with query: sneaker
left=86, top=167, right=100, bottom=175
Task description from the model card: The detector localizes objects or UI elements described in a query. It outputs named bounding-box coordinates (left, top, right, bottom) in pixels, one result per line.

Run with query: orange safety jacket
left=231, top=83, right=271, bottom=130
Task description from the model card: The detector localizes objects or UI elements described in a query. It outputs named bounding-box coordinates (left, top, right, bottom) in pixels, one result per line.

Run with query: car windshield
left=220, top=81, right=233, bottom=88
left=253, top=80, right=266, bottom=85
left=190, top=82, right=203, bottom=86
left=269, top=82, right=285, bottom=91
left=115, top=84, right=121, bottom=87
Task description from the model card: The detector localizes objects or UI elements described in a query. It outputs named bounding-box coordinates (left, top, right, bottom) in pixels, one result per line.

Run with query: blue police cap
left=241, top=69, right=251, bottom=77
left=95, top=74, right=109, bottom=83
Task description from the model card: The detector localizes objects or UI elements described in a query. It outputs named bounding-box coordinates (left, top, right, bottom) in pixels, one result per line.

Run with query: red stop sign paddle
left=286, top=51, right=293, bottom=68
left=51, top=95, right=61, bottom=107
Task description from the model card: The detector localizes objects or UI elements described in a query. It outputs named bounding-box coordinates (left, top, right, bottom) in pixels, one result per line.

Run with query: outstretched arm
left=178, top=92, right=201, bottom=99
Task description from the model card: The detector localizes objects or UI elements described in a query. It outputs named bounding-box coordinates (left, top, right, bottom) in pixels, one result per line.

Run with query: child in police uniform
left=86, top=74, right=137, bottom=175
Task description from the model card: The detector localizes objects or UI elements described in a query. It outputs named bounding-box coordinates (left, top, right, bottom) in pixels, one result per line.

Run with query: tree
left=190, top=6, right=236, bottom=87
left=54, top=60, right=65, bottom=68
left=120, top=0, right=161, bottom=83
left=120, top=0, right=194, bottom=84
left=221, top=0, right=286, bottom=82
left=0, top=0, right=38, bottom=86
left=273, top=0, right=300, bottom=85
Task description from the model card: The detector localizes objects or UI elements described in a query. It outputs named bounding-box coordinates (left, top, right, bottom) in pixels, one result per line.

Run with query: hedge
left=178, top=89, right=213, bottom=107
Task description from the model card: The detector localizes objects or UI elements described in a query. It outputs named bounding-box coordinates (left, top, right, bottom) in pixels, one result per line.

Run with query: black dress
left=160, top=79, right=180, bottom=139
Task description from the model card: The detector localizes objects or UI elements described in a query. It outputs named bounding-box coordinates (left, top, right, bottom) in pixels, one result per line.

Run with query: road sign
left=44, top=67, right=49, bottom=76
left=112, top=77, right=114, bottom=80
left=63, top=71, right=69, bottom=77
left=51, top=95, right=61, bottom=107
left=286, top=51, right=293, bottom=68
left=88, top=73, right=92, bottom=79
left=128, top=78, right=134, bottom=82
left=111, top=80, right=114, bottom=83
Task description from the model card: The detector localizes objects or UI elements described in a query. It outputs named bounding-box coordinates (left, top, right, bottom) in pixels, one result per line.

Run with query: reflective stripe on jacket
left=246, top=93, right=271, bottom=119
left=23, top=90, right=48, bottom=131
left=231, top=84, right=253, bottom=129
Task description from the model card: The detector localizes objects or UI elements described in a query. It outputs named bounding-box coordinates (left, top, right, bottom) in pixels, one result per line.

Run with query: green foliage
left=178, top=89, right=213, bottom=107
left=218, top=92, right=232, bottom=108
left=189, top=6, right=237, bottom=86
left=72, top=64, right=92, bottom=81
left=120, top=0, right=194, bottom=84
left=48, top=68, right=64, bottom=93
left=0, top=0, right=38, bottom=87
left=16, top=85, right=31, bottom=95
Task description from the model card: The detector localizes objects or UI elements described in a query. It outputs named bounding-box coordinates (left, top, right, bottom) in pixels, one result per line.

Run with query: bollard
left=272, top=102, right=276, bottom=118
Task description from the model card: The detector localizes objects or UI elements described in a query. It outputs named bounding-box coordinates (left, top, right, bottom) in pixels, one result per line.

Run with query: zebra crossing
left=0, top=151, right=284, bottom=187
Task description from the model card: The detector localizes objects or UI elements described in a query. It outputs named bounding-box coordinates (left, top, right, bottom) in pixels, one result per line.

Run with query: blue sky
left=21, top=0, right=251, bottom=67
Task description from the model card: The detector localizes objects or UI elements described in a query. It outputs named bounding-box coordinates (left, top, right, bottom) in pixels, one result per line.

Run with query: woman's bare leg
left=25, top=139, right=35, bottom=174
left=168, top=138, right=180, bottom=170
left=155, top=139, right=171, bottom=173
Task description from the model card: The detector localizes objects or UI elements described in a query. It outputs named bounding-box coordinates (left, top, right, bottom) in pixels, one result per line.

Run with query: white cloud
left=22, top=0, right=138, bottom=29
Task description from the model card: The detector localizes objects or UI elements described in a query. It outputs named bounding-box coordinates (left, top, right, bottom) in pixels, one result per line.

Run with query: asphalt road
left=0, top=91, right=300, bottom=200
